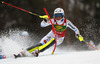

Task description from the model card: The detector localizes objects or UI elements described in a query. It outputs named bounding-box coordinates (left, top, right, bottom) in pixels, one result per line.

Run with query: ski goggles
left=54, top=13, right=64, bottom=18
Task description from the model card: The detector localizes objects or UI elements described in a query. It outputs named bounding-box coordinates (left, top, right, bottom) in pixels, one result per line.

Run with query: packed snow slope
left=0, top=50, right=100, bottom=64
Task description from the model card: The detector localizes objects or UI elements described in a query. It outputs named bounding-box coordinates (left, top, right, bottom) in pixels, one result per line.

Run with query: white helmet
left=54, top=8, right=64, bottom=17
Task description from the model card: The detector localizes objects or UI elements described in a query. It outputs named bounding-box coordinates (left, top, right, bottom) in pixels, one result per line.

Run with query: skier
left=14, top=8, right=83, bottom=58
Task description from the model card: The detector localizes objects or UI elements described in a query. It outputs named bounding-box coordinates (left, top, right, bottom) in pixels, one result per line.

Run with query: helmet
left=54, top=8, right=64, bottom=18
left=21, top=31, right=29, bottom=36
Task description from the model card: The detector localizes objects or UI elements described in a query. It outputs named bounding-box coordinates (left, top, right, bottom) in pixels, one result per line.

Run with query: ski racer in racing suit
left=14, top=8, right=83, bottom=58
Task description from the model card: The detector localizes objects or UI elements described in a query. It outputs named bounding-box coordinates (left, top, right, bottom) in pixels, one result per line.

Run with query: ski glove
left=76, top=34, right=84, bottom=41
left=39, top=15, right=49, bottom=19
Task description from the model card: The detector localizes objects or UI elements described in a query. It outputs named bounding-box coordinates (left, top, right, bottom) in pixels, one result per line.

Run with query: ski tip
left=13, top=54, right=17, bottom=59
left=2, top=1, right=4, bottom=4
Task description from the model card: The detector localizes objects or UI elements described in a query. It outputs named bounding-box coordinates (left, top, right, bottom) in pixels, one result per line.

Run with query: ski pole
left=44, top=8, right=57, bottom=55
left=78, top=36, right=98, bottom=50
left=83, top=40, right=98, bottom=50
left=2, top=1, right=48, bottom=19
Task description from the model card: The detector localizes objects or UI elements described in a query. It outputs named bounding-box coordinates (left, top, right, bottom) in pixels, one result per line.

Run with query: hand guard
left=76, top=34, right=84, bottom=41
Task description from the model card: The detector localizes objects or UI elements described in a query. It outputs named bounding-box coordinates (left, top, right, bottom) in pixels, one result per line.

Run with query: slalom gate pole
left=83, top=40, right=98, bottom=50
left=2, top=1, right=40, bottom=17
left=44, top=8, right=57, bottom=55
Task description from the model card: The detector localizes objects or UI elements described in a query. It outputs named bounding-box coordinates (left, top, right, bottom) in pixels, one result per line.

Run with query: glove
left=76, top=34, right=84, bottom=41
left=1, top=1, right=4, bottom=4
left=39, top=15, right=49, bottom=19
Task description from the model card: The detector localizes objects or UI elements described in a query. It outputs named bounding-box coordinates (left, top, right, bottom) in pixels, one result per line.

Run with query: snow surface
left=0, top=50, right=100, bottom=64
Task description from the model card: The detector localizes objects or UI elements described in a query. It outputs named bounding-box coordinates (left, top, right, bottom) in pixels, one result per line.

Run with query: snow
left=0, top=50, right=100, bottom=64
left=0, top=30, right=36, bottom=58
left=0, top=30, right=100, bottom=64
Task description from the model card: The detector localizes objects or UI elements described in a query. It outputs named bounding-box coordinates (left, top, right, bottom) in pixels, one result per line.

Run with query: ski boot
left=33, top=51, right=39, bottom=57
left=32, top=49, right=39, bottom=57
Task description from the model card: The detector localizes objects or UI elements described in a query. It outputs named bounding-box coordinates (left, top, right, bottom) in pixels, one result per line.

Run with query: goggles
left=54, top=13, right=64, bottom=18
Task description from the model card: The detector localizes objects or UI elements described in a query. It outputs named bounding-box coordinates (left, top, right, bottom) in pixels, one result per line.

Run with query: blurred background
left=0, top=0, right=100, bottom=50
